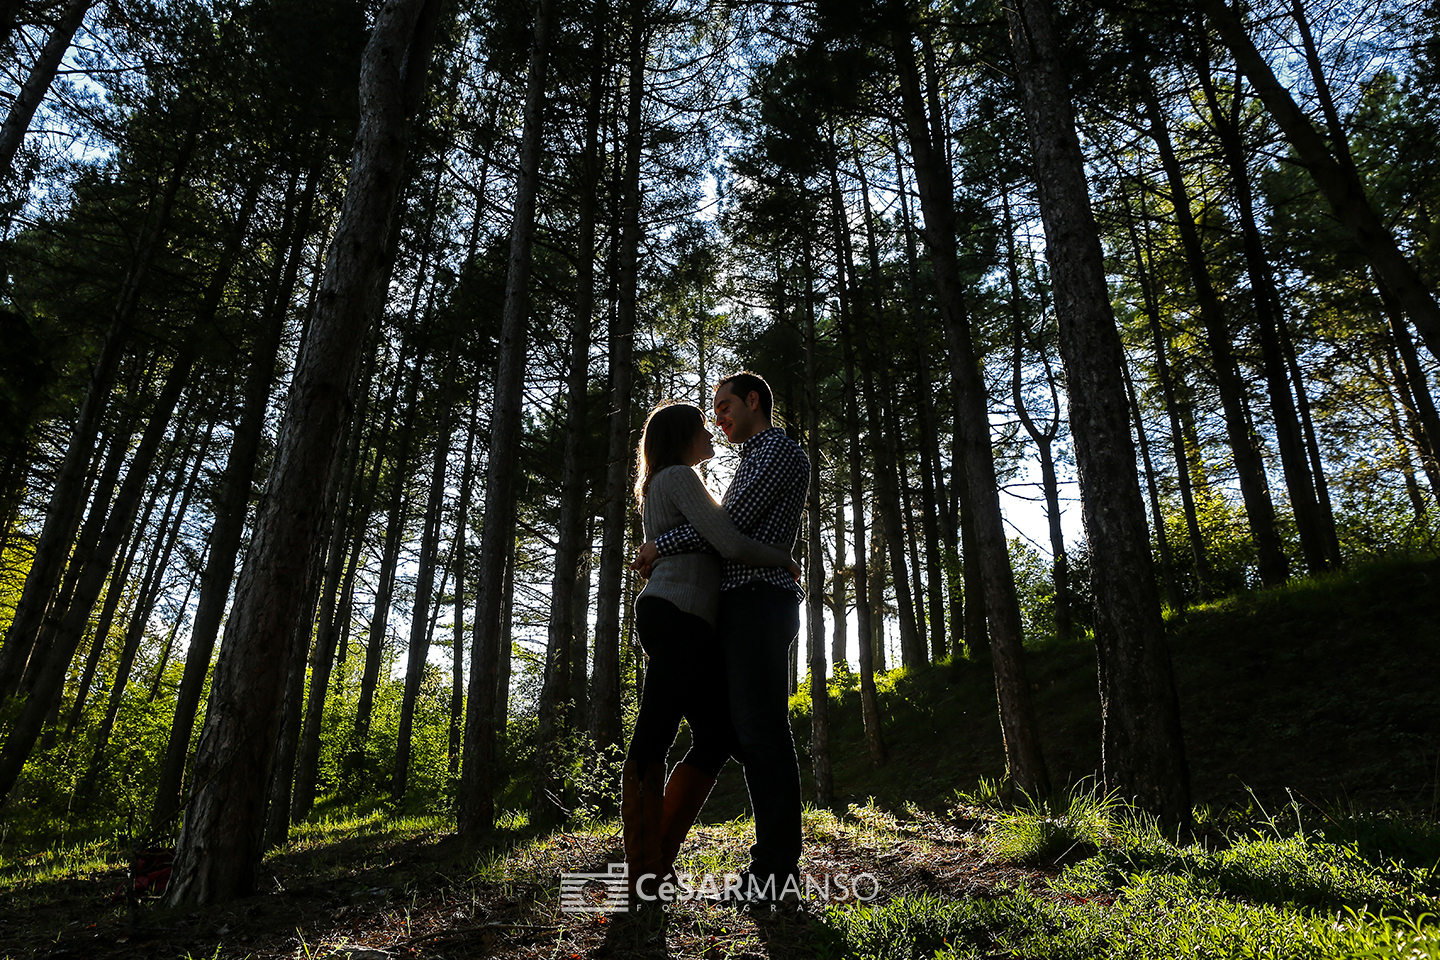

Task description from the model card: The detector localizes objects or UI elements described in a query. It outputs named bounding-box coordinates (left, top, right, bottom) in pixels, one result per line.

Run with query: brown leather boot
left=623, top=760, right=667, bottom=903
left=621, top=758, right=643, bottom=886
left=658, top=762, right=718, bottom=879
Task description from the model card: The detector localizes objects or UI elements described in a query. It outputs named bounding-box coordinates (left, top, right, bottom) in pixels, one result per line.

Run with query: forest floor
left=0, top=802, right=1046, bottom=960
left=3, top=554, right=1440, bottom=959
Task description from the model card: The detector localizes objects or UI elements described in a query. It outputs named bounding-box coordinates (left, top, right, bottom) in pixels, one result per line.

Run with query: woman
left=624, top=401, right=799, bottom=900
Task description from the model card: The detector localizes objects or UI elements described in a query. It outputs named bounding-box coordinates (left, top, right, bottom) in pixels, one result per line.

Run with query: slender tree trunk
left=1380, top=283, right=1440, bottom=496
left=457, top=0, right=554, bottom=837
left=393, top=369, right=457, bottom=801
left=0, top=136, right=192, bottom=702
left=892, top=130, right=952, bottom=660
left=1278, top=313, right=1341, bottom=562
left=801, top=232, right=833, bottom=807
left=264, top=535, right=327, bottom=850
left=1009, top=0, right=1189, bottom=822
left=869, top=524, right=886, bottom=674
left=62, top=507, right=149, bottom=738
left=164, top=0, right=442, bottom=904
left=155, top=166, right=316, bottom=829
left=84, top=422, right=212, bottom=784
left=21, top=418, right=138, bottom=703
left=570, top=540, right=591, bottom=729
left=0, top=0, right=95, bottom=183
left=1387, top=396, right=1430, bottom=521
left=291, top=343, right=376, bottom=824
left=1124, top=180, right=1213, bottom=599
left=891, top=16, right=1049, bottom=798
left=840, top=300, right=886, bottom=767
left=830, top=489, right=847, bottom=668
left=0, top=333, right=200, bottom=804
left=352, top=359, right=423, bottom=766
left=1139, top=68, right=1286, bottom=587
left=1195, top=57, right=1328, bottom=573
left=1005, top=193, right=1071, bottom=641
left=495, top=535, right=516, bottom=744
left=587, top=5, right=643, bottom=761
left=533, top=14, right=606, bottom=825
left=849, top=158, right=924, bottom=668
left=449, top=394, right=479, bottom=781
left=1123, top=355, right=1183, bottom=613
left=896, top=443, right=927, bottom=652
left=149, top=554, right=203, bottom=701
left=1383, top=341, right=1440, bottom=503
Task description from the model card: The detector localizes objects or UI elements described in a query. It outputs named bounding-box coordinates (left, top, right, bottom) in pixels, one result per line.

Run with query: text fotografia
left=558, top=864, right=881, bottom=914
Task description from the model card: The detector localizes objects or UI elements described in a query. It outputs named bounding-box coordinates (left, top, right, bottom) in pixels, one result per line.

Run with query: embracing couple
left=624, top=370, right=808, bottom=907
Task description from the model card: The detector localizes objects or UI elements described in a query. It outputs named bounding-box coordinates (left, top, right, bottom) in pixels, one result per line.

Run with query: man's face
left=713, top=385, right=762, bottom=444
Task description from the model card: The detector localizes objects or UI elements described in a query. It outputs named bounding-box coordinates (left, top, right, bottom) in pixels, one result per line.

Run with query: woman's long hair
left=635, top=402, right=703, bottom=504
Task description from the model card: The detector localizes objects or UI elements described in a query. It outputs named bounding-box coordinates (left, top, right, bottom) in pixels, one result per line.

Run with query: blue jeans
left=718, top=582, right=802, bottom=879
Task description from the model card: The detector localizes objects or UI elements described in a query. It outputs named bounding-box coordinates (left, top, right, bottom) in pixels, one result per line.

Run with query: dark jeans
left=626, top=597, right=737, bottom=777
left=718, top=582, right=802, bottom=880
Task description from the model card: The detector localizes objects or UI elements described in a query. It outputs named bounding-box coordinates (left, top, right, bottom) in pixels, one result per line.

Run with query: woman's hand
left=787, top=560, right=802, bottom=582
left=630, top=541, right=659, bottom=578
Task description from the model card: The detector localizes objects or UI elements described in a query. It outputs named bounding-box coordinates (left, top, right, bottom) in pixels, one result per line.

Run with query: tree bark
left=890, top=16, right=1049, bottom=798
left=1007, top=0, right=1189, bottom=822
left=457, top=0, right=555, bottom=837
left=163, top=0, right=441, bottom=904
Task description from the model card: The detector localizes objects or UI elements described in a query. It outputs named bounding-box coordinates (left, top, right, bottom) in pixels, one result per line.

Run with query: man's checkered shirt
left=653, top=426, right=808, bottom=599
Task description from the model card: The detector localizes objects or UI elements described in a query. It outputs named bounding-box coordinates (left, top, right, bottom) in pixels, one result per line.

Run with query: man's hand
left=787, top=560, right=802, bottom=582
left=630, top=541, right=659, bottom=579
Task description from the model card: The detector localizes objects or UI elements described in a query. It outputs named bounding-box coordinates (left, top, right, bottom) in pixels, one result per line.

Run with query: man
left=631, top=371, right=808, bottom=903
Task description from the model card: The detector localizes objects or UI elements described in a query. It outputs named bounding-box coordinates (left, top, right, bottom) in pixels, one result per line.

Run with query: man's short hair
left=716, top=371, right=773, bottom=419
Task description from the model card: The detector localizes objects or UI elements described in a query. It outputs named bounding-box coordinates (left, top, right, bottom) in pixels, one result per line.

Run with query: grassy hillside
left=700, top=553, right=1440, bottom=820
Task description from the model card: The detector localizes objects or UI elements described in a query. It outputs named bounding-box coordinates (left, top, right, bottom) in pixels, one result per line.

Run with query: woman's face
left=684, top=420, right=715, bottom=466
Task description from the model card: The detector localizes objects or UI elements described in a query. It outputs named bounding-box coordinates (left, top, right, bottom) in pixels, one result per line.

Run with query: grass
left=813, top=789, right=1440, bottom=960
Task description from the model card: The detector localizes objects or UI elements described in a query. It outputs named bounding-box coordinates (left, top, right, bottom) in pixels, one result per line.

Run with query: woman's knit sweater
left=637, top=465, right=794, bottom=626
